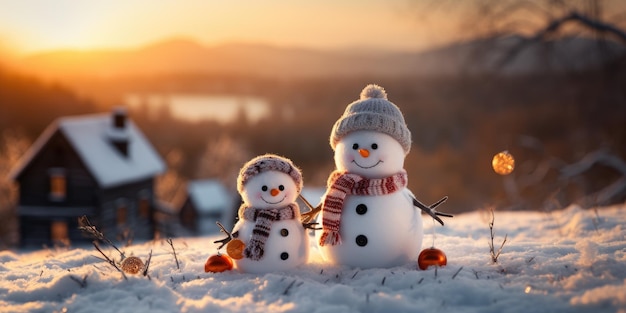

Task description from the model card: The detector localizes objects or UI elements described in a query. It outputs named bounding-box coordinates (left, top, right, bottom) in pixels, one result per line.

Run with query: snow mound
left=1, top=204, right=625, bottom=313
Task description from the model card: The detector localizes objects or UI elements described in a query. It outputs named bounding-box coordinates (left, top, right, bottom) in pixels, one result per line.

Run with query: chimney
left=113, top=108, right=127, bottom=129
left=109, top=107, right=130, bottom=157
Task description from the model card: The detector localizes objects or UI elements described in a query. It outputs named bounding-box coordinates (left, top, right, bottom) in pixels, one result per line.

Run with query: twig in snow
left=381, top=276, right=386, bottom=285
left=452, top=267, right=463, bottom=279
left=526, top=256, right=535, bottom=264
left=351, top=271, right=359, bottom=279
left=69, top=274, right=88, bottom=288
left=92, top=241, right=127, bottom=280
left=118, top=228, right=134, bottom=248
left=142, top=249, right=152, bottom=278
left=166, top=238, right=180, bottom=270
left=592, top=206, right=602, bottom=233
left=78, top=215, right=125, bottom=260
left=283, top=279, right=297, bottom=295
left=488, top=208, right=508, bottom=264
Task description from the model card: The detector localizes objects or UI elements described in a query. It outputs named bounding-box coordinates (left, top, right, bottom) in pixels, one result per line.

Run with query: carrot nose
left=359, top=149, right=370, bottom=158
left=270, top=188, right=280, bottom=196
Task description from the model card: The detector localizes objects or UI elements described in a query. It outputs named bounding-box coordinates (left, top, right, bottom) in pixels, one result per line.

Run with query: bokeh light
left=492, top=151, right=515, bottom=175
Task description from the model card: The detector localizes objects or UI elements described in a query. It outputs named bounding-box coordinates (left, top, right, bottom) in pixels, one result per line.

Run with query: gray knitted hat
left=330, top=84, right=412, bottom=154
left=237, top=154, right=303, bottom=194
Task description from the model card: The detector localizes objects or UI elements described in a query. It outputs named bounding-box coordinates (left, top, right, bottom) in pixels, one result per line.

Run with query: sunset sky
left=0, top=0, right=463, bottom=56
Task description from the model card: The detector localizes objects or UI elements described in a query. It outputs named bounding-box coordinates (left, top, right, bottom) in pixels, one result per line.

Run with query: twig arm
left=213, top=221, right=234, bottom=250
left=299, top=194, right=322, bottom=224
left=412, top=196, right=453, bottom=226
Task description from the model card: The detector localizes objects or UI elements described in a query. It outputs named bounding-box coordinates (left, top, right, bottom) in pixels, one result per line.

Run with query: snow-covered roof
left=187, top=179, right=232, bottom=214
left=10, top=112, right=165, bottom=188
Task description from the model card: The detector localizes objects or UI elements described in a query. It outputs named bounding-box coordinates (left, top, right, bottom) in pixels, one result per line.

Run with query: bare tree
left=416, top=0, right=626, bottom=41
left=412, top=0, right=626, bottom=69
left=409, top=0, right=626, bottom=211
left=0, top=130, right=31, bottom=248
left=559, top=150, right=626, bottom=207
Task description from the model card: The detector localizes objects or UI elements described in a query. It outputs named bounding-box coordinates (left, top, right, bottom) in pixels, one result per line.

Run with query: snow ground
left=1, top=204, right=625, bottom=313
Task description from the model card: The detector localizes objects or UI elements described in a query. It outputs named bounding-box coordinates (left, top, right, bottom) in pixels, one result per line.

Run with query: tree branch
left=497, top=10, right=626, bottom=67
left=560, top=150, right=626, bottom=178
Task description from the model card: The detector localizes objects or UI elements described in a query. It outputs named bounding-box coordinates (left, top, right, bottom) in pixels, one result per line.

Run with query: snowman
left=315, top=84, right=451, bottom=268
left=215, top=154, right=309, bottom=273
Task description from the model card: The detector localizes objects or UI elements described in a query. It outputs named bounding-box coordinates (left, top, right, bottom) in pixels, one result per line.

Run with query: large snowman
left=219, top=154, right=309, bottom=273
left=316, top=84, right=449, bottom=268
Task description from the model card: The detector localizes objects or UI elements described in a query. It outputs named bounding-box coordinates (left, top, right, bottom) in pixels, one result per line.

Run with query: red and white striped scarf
left=239, top=203, right=299, bottom=260
left=319, top=170, right=408, bottom=246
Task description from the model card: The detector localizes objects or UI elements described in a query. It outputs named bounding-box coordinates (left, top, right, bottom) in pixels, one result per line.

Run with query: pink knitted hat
left=237, top=154, right=303, bottom=194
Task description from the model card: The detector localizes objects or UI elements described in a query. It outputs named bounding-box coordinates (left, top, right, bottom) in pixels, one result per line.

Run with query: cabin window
left=48, top=168, right=66, bottom=201
left=116, top=202, right=128, bottom=226
left=51, top=220, right=69, bottom=242
left=182, top=206, right=195, bottom=227
left=138, top=190, right=150, bottom=219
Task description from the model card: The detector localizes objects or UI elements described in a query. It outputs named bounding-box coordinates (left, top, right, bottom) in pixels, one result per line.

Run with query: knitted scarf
left=239, top=203, right=299, bottom=260
left=319, top=170, right=408, bottom=246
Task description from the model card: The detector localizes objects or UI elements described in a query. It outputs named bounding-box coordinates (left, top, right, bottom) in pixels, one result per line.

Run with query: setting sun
left=0, top=0, right=440, bottom=55
left=0, top=1, right=119, bottom=52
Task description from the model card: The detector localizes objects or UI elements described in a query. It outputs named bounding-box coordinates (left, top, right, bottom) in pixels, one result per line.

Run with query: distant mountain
left=17, top=36, right=626, bottom=80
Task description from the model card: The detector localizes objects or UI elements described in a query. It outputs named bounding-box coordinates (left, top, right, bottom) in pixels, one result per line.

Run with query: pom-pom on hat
left=330, top=84, right=412, bottom=154
left=237, top=154, right=303, bottom=194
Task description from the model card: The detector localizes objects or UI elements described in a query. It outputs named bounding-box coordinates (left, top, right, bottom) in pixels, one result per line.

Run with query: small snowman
left=215, top=154, right=309, bottom=273
left=315, top=84, right=451, bottom=268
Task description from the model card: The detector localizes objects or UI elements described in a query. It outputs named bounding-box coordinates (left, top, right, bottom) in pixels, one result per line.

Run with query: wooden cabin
left=179, top=179, right=236, bottom=236
left=10, top=109, right=165, bottom=246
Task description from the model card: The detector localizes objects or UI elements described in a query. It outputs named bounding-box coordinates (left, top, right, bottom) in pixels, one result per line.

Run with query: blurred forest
left=1, top=0, right=625, bottom=243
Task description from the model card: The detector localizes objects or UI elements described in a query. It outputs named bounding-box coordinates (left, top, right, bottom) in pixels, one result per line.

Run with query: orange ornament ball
left=204, top=254, right=234, bottom=273
left=121, top=256, right=144, bottom=274
left=418, top=247, right=447, bottom=270
left=226, top=238, right=245, bottom=260
left=492, top=151, right=515, bottom=175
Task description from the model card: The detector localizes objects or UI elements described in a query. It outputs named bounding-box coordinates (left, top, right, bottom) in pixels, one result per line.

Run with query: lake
left=124, top=93, right=270, bottom=123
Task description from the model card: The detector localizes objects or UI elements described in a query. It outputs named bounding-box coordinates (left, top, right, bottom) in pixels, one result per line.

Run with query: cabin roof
left=10, top=112, right=165, bottom=188
left=187, top=179, right=232, bottom=214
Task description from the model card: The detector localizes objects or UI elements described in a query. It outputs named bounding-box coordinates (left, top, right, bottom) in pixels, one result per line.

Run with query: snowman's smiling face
left=335, top=130, right=406, bottom=178
left=242, top=171, right=298, bottom=209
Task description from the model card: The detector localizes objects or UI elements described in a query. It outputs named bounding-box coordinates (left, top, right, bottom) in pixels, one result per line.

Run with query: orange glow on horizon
left=0, top=0, right=460, bottom=56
